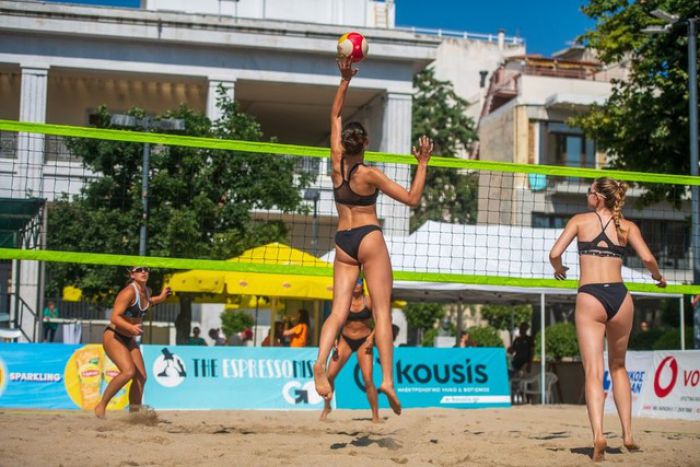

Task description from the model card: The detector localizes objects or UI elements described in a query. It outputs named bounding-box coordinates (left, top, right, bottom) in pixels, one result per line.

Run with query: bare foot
left=313, top=362, right=332, bottom=400
left=623, top=438, right=640, bottom=452
left=320, top=406, right=332, bottom=421
left=592, top=438, right=607, bottom=462
left=371, top=414, right=381, bottom=424
left=378, top=384, right=402, bottom=415
left=94, top=404, right=106, bottom=419
left=129, top=404, right=142, bottom=413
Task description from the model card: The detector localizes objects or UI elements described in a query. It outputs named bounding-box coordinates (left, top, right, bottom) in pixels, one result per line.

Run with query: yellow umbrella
left=165, top=242, right=333, bottom=300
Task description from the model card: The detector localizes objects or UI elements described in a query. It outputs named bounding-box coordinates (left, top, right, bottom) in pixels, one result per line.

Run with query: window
left=0, top=131, right=16, bottom=159
left=44, top=136, right=81, bottom=163
left=541, top=122, right=596, bottom=168
left=532, top=212, right=571, bottom=229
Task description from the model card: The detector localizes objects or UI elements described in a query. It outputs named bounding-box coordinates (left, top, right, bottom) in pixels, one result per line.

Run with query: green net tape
left=1, top=119, right=699, bottom=185
left=0, top=248, right=696, bottom=295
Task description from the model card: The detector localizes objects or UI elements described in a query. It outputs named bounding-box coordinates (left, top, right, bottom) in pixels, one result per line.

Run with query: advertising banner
left=141, top=345, right=327, bottom=410
left=0, top=343, right=131, bottom=410
left=603, top=351, right=652, bottom=417
left=638, top=350, right=700, bottom=421
left=334, top=347, right=511, bottom=410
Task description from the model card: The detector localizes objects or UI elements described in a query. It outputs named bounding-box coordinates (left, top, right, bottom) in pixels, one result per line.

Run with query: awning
left=165, top=242, right=333, bottom=301
left=0, top=198, right=45, bottom=248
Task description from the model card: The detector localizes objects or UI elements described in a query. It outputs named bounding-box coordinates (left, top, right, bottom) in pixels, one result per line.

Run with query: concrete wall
left=432, top=38, right=525, bottom=124
left=518, top=75, right=612, bottom=105
left=145, top=0, right=394, bottom=28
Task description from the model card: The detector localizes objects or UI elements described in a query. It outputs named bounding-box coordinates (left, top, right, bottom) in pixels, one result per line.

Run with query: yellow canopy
left=165, top=242, right=333, bottom=301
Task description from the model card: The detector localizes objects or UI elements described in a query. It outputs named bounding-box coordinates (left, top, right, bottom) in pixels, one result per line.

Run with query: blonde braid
left=611, top=180, right=628, bottom=242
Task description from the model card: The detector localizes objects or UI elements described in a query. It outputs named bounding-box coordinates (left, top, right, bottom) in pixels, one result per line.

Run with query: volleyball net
left=0, top=118, right=699, bottom=306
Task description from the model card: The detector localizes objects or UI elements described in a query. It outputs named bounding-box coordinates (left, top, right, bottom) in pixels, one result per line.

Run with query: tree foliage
left=572, top=0, right=700, bottom=204
left=47, top=88, right=313, bottom=339
left=480, top=304, right=533, bottom=332
left=411, top=67, right=479, bottom=230
left=220, top=309, right=255, bottom=338
left=403, top=302, right=446, bottom=332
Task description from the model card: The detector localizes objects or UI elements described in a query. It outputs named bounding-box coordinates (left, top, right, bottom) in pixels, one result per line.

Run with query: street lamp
left=643, top=10, right=699, bottom=350
left=303, top=188, right=321, bottom=256
left=110, top=115, right=186, bottom=256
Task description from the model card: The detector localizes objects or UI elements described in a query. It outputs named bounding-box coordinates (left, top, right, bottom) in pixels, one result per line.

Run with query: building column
left=206, top=79, right=235, bottom=123
left=15, top=66, right=48, bottom=196
left=13, top=65, right=48, bottom=341
left=378, top=92, right=412, bottom=237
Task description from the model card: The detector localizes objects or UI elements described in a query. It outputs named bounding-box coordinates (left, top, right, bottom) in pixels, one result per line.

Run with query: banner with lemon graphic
left=0, top=343, right=129, bottom=410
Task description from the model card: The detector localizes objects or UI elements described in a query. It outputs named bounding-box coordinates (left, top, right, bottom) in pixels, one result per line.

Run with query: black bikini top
left=333, top=160, right=379, bottom=206
left=123, top=283, right=150, bottom=319
left=346, top=306, right=372, bottom=322
left=578, top=212, right=626, bottom=259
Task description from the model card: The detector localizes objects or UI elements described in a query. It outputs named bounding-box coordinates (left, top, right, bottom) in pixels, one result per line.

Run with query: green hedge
left=535, top=322, right=579, bottom=360
left=652, top=327, right=694, bottom=350
left=466, top=325, right=504, bottom=347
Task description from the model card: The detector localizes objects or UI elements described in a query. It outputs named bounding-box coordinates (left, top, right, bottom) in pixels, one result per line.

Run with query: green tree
left=220, top=309, right=255, bottom=339
left=480, top=304, right=533, bottom=332
left=411, top=68, right=479, bottom=230
left=47, top=88, right=313, bottom=342
left=403, top=302, right=446, bottom=345
left=572, top=0, right=700, bottom=204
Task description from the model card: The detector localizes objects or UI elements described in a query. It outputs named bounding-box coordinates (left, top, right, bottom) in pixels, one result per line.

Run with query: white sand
left=1, top=405, right=698, bottom=466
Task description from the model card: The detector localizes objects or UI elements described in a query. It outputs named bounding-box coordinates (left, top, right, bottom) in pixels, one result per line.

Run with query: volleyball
left=337, top=32, right=368, bottom=63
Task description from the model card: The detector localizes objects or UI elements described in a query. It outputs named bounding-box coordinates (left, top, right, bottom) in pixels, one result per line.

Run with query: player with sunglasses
left=95, top=266, right=171, bottom=418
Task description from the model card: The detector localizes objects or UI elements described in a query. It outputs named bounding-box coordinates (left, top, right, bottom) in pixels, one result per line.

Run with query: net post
left=680, top=297, right=686, bottom=351
left=540, top=292, right=546, bottom=405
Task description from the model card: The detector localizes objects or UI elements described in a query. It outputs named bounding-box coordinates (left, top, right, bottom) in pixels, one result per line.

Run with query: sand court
left=1, top=405, right=698, bottom=466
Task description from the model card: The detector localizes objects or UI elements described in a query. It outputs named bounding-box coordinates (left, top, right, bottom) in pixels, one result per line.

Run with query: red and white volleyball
left=337, top=32, right=368, bottom=63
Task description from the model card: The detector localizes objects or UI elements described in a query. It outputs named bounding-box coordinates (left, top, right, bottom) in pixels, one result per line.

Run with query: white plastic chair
left=520, top=372, right=559, bottom=404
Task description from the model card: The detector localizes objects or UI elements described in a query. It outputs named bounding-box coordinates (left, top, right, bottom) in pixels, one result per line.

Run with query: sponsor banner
left=334, top=347, right=510, bottom=410
left=639, top=350, right=700, bottom=420
left=141, top=345, right=327, bottom=410
left=0, top=343, right=132, bottom=410
left=603, top=351, right=652, bottom=417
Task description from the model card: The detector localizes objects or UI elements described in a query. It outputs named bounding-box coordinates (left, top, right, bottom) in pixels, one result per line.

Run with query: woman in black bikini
left=320, top=277, right=379, bottom=423
left=549, top=177, right=666, bottom=461
left=94, top=267, right=170, bottom=418
left=313, top=57, right=432, bottom=415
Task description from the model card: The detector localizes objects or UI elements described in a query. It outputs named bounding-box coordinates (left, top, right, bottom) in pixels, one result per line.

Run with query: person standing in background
left=42, top=300, right=59, bottom=342
left=284, top=309, right=309, bottom=347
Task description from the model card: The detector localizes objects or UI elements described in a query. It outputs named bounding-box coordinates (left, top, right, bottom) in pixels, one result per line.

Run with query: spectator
left=639, top=320, right=650, bottom=332
left=456, top=330, right=477, bottom=348
left=42, top=300, right=59, bottom=342
left=693, top=295, right=700, bottom=350
left=187, top=326, right=207, bottom=346
left=262, top=321, right=284, bottom=347
left=508, top=322, right=534, bottom=374
left=283, top=309, right=309, bottom=347
left=208, top=328, right=226, bottom=346
left=228, top=328, right=253, bottom=346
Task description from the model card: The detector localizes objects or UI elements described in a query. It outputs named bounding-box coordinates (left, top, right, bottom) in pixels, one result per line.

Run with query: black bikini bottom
left=104, top=326, right=136, bottom=348
left=341, top=333, right=370, bottom=353
left=578, top=282, right=628, bottom=321
left=335, top=225, right=382, bottom=261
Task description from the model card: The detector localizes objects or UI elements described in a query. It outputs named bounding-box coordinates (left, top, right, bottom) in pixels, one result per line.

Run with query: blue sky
left=44, top=0, right=595, bottom=56
left=396, top=0, right=595, bottom=56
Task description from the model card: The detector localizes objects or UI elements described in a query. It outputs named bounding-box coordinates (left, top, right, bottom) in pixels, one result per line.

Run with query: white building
left=0, top=0, right=523, bottom=340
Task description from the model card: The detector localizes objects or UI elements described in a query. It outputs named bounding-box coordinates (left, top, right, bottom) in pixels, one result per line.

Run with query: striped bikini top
left=333, top=160, right=379, bottom=206
left=577, top=212, right=626, bottom=259
left=123, top=283, right=150, bottom=318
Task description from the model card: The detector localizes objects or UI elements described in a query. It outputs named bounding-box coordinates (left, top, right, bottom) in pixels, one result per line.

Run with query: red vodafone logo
left=654, top=356, right=679, bottom=398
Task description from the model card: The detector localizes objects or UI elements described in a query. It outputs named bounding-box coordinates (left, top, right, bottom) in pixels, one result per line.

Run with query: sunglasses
left=587, top=187, right=606, bottom=199
left=131, top=267, right=150, bottom=273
